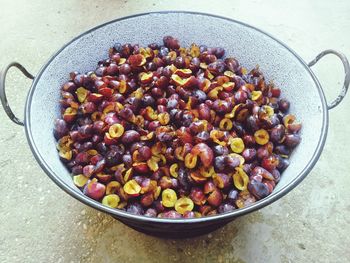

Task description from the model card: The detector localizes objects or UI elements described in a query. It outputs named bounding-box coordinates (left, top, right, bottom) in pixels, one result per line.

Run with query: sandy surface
left=0, top=0, right=349, bottom=262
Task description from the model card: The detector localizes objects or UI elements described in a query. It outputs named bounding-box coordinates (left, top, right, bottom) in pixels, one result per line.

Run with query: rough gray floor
left=0, top=0, right=349, bottom=262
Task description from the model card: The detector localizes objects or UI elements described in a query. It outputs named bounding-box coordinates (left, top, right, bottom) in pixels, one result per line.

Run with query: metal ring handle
left=308, top=49, right=350, bottom=110
left=0, top=62, right=34, bottom=126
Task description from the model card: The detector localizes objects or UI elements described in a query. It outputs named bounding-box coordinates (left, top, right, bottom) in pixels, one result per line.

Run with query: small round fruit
left=158, top=112, right=170, bottom=125
left=227, top=189, right=239, bottom=204
left=248, top=180, right=270, bottom=200
left=170, top=163, right=179, bottom=178
left=121, top=130, right=140, bottom=144
left=217, top=203, right=235, bottom=214
left=254, top=129, right=270, bottom=145
left=106, top=181, right=121, bottom=195
left=123, top=179, right=141, bottom=196
left=242, top=148, right=257, bottom=162
left=159, top=210, right=182, bottom=219
left=207, top=189, right=223, bottom=207
left=184, top=153, right=197, bottom=169
left=183, top=211, right=196, bottom=218
left=126, top=203, right=144, bottom=215
left=138, top=146, right=152, bottom=161
left=230, top=137, right=245, bottom=153
left=284, top=134, right=301, bottom=148
left=140, top=192, right=154, bottom=207
left=108, top=123, right=124, bottom=138
left=84, top=178, right=106, bottom=200
left=73, top=174, right=89, bottom=188
left=191, top=143, right=214, bottom=167
left=190, top=187, right=206, bottom=205
left=278, top=99, right=290, bottom=112
left=175, top=197, right=194, bottom=215
left=102, top=194, right=120, bottom=208
left=261, top=155, right=280, bottom=171
left=144, top=208, right=157, bottom=217
left=270, top=124, right=285, bottom=143
left=162, top=188, right=178, bottom=207
left=233, top=168, right=249, bottom=191
left=251, top=166, right=274, bottom=181
left=213, top=173, right=231, bottom=189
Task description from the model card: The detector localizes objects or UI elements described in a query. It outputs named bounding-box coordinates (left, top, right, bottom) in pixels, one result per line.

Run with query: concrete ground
left=0, top=0, right=349, bottom=262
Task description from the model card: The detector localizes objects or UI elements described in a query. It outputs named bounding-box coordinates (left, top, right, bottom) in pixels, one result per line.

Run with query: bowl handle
left=0, top=62, right=35, bottom=126
left=308, top=49, right=350, bottom=110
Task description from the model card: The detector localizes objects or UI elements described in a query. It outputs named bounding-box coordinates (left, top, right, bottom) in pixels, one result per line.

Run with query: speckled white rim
left=24, top=11, right=328, bottom=224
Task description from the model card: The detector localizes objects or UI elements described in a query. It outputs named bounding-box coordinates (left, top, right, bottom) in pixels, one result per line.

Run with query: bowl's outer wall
left=26, top=12, right=324, bottom=234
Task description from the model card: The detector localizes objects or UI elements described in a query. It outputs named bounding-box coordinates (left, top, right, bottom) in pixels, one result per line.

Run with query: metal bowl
left=1, top=11, right=349, bottom=238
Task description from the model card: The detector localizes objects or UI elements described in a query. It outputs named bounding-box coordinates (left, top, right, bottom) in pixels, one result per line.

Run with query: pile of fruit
left=54, top=36, right=301, bottom=218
